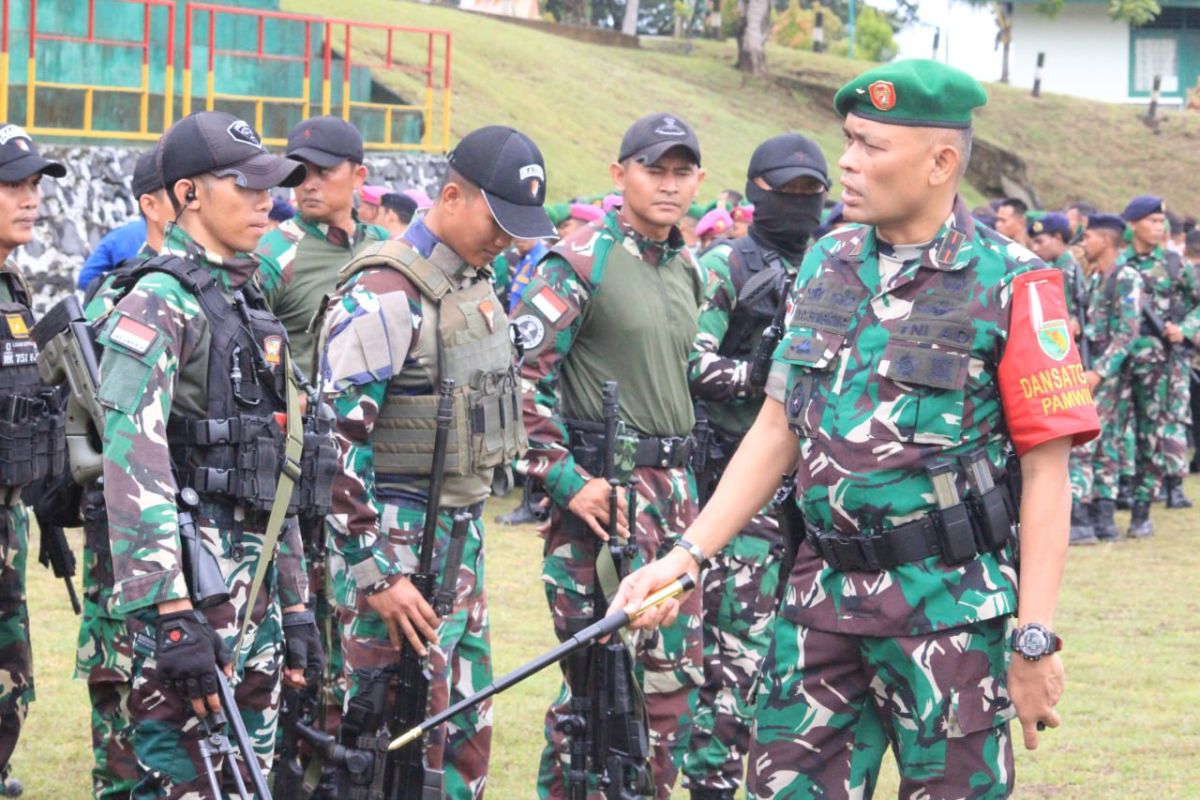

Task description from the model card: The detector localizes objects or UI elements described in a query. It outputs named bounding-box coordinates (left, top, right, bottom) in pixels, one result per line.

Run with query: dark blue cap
left=1087, top=213, right=1126, bottom=234
left=1028, top=212, right=1071, bottom=240
left=1122, top=195, right=1163, bottom=222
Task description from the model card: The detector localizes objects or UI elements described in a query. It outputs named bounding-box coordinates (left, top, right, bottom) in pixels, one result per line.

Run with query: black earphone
left=185, top=188, right=196, bottom=202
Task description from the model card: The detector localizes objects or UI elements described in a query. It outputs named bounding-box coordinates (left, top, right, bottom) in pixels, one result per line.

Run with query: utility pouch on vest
left=929, top=464, right=976, bottom=565
left=171, top=415, right=285, bottom=514
left=0, top=393, right=61, bottom=489
left=961, top=451, right=1016, bottom=553
left=288, top=411, right=338, bottom=521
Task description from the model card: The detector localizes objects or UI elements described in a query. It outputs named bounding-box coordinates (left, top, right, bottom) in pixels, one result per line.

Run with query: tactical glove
left=154, top=609, right=230, bottom=701
left=282, top=609, right=325, bottom=678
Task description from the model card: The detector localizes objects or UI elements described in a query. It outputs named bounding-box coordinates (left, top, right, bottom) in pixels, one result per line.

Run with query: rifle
left=388, top=574, right=696, bottom=754
left=1142, top=306, right=1200, bottom=382
left=748, top=282, right=788, bottom=391
left=176, top=487, right=273, bottom=800
left=1072, top=267, right=1091, bottom=370
left=302, top=378, right=457, bottom=800
left=22, top=470, right=82, bottom=615
left=556, top=381, right=651, bottom=799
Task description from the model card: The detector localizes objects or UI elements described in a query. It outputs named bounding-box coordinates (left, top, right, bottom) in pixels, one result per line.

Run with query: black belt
left=806, top=489, right=1015, bottom=572
left=566, top=422, right=695, bottom=470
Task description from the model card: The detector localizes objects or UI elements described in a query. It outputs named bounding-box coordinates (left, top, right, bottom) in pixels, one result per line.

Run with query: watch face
left=1021, top=627, right=1050, bottom=655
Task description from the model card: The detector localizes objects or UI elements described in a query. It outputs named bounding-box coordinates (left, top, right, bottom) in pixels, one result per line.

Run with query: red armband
left=998, top=268, right=1100, bottom=456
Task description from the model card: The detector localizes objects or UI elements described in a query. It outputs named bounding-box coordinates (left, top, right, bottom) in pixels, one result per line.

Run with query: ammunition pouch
left=0, top=390, right=66, bottom=490
left=287, top=413, right=339, bottom=523
left=806, top=472, right=1019, bottom=572
left=168, top=414, right=285, bottom=515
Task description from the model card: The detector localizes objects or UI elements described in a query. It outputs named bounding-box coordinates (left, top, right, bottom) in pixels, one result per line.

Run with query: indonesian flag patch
left=110, top=314, right=158, bottom=355
left=530, top=286, right=568, bottom=324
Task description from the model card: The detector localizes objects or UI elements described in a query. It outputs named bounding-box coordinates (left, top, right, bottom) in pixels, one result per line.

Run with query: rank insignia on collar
left=936, top=229, right=966, bottom=267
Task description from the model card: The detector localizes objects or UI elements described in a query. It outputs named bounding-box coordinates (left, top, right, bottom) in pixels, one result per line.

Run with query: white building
left=1008, top=1, right=1200, bottom=105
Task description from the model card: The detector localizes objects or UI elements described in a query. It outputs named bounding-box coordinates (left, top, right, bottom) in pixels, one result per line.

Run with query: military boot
left=1091, top=500, right=1120, bottom=541
left=1116, top=475, right=1134, bottom=510
left=1069, top=502, right=1098, bottom=546
left=1165, top=476, right=1193, bottom=509
left=1189, top=453, right=1200, bottom=474
left=1127, top=500, right=1153, bottom=539
left=0, top=769, right=21, bottom=797
left=690, top=789, right=737, bottom=800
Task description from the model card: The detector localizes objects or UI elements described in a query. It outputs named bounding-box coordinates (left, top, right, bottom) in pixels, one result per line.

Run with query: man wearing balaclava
left=682, top=133, right=829, bottom=800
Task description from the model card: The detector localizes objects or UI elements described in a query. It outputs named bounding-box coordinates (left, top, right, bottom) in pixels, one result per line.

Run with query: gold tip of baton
left=388, top=725, right=423, bottom=751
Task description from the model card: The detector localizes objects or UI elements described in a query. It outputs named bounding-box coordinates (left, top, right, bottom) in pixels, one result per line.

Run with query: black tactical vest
left=717, top=235, right=793, bottom=363
left=0, top=267, right=65, bottom=488
left=114, top=255, right=292, bottom=518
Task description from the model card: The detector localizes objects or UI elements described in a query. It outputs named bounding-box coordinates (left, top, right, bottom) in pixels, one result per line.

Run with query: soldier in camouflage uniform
left=1116, top=196, right=1200, bottom=535
left=97, top=111, right=321, bottom=798
left=74, top=146, right=169, bottom=799
left=321, top=126, right=552, bottom=798
left=614, top=60, right=1101, bottom=799
left=1078, top=213, right=1143, bottom=542
left=0, top=124, right=66, bottom=796
left=682, top=133, right=829, bottom=800
left=256, top=116, right=388, bottom=747
left=515, top=112, right=707, bottom=800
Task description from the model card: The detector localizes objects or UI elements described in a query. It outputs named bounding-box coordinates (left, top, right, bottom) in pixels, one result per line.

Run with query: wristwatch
left=1010, top=623, right=1063, bottom=661
left=672, top=537, right=708, bottom=568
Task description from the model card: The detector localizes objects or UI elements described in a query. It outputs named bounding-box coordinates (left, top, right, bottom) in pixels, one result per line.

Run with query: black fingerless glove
left=154, top=609, right=231, bottom=701
left=282, top=609, right=325, bottom=678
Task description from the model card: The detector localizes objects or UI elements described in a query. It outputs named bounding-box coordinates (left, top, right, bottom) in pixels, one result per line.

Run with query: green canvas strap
left=234, top=347, right=305, bottom=664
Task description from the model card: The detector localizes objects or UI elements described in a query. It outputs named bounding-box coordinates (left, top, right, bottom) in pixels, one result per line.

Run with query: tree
left=737, top=0, right=772, bottom=73
left=622, top=0, right=640, bottom=33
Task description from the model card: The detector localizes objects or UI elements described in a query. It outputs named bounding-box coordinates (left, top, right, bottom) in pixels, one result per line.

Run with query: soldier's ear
left=609, top=161, right=627, bottom=193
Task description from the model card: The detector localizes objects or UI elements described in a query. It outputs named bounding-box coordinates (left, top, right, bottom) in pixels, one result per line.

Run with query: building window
left=1132, top=36, right=1177, bottom=92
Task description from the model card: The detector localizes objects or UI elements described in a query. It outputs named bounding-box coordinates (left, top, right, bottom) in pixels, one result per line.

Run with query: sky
left=889, top=0, right=1004, bottom=82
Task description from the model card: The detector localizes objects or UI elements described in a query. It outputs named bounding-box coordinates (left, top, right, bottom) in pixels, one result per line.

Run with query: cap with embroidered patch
left=448, top=126, right=555, bottom=239
left=286, top=116, right=364, bottom=167
left=747, top=133, right=829, bottom=189
left=0, top=123, right=65, bottom=182
left=618, top=112, right=701, bottom=166
left=1122, top=195, right=1164, bottom=222
left=834, top=59, right=988, bottom=129
left=158, top=111, right=305, bottom=194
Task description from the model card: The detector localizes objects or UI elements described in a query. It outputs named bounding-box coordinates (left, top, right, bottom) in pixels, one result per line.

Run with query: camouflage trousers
left=74, top=489, right=139, bottom=799
left=1162, top=356, right=1192, bottom=479
left=536, top=465, right=703, bottom=800
left=746, top=615, right=1015, bottom=799
left=125, top=520, right=286, bottom=799
left=334, top=502, right=492, bottom=800
left=1073, top=376, right=1122, bottom=501
left=0, top=504, right=31, bottom=776
left=682, top=515, right=781, bottom=794
left=1120, top=358, right=1191, bottom=501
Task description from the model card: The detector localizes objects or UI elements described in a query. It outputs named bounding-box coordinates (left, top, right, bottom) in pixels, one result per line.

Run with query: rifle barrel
left=419, top=379, right=456, bottom=574
left=388, top=574, right=695, bottom=752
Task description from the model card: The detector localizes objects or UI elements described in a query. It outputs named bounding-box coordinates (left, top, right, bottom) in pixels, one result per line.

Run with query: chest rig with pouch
left=338, top=241, right=526, bottom=490
left=0, top=266, right=65, bottom=491
left=779, top=229, right=1017, bottom=571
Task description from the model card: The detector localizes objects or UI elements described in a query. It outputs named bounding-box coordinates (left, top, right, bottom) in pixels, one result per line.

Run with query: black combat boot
left=1091, top=499, right=1120, bottom=541
left=0, top=767, right=21, bottom=797
left=1165, top=476, right=1193, bottom=509
left=1069, top=502, right=1098, bottom=546
left=1127, top=500, right=1153, bottom=539
left=691, top=789, right=737, bottom=800
left=1116, top=475, right=1134, bottom=510
left=1190, top=453, right=1200, bottom=474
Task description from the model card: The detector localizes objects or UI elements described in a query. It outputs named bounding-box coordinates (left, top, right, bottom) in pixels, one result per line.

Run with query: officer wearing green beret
left=614, top=59, right=1100, bottom=798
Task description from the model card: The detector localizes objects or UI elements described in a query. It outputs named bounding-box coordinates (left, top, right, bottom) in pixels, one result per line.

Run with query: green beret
left=686, top=202, right=705, bottom=220
left=834, top=59, right=988, bottom=129
left=545, top=202, right=570, bottom=226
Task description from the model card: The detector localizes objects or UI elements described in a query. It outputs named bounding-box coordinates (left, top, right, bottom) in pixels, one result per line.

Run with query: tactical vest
left=782, top=247, right=978, bottom=446
left=0, top=266, right=65, bottom=489
left=717, top=236, right=792, bottom=363
left=113, top=255, right=336, bottom=521
left=337, top=241, right=526, bottom=498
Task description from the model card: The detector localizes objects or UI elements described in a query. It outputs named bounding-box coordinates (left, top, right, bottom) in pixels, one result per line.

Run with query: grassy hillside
left=284, top=0, right=1200, bottom=215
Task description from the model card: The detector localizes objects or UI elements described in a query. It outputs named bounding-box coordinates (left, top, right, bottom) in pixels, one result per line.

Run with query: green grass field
left=10, top=481, right=1200, bottom=798
left=281, top=0, right=1200, bottom=213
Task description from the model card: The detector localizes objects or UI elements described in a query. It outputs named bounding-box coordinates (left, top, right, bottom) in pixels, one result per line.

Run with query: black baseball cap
left=131, top=147, right=164, bottom=200
left=618, top=113, right=701, bottom=167
left=286, top=116, right=364, bottom=168
left=447, top=126, right=556, bottom=240
left=0, top=123, right=65, bottom=182
left=748, top=133, right=829, bottom=190
left=158, top=111, right=305, bottom=194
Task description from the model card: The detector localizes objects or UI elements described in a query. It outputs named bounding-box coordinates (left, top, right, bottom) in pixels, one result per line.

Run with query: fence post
left=813, top=12, right=824, bottom=54
left=1146, top=73, right=1161, bottom=125
left=1032, top=51, right=1044, bottom=97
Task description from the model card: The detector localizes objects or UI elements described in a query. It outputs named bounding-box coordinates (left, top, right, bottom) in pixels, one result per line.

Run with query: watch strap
left=673, top=537, right=707, bottom=568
